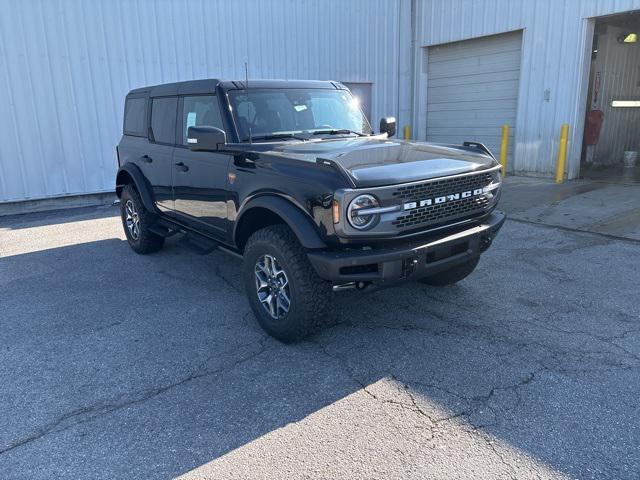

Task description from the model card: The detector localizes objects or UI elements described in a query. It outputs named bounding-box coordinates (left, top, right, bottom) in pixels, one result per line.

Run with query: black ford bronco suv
left=116, top=79, right=505, bottom=342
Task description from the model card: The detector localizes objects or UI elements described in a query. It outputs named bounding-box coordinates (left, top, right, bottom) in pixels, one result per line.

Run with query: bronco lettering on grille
left=403, top=187, right=487, bottom=211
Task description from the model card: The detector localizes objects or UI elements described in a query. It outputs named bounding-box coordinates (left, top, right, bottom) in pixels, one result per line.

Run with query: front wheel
left=242, top=225, right=332, bottom=343
left=418, top=256, right=480, bottom=286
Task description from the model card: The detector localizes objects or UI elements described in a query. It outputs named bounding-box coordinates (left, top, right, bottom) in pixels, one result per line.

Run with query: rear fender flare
left=115, top=163, right=157, bottom=213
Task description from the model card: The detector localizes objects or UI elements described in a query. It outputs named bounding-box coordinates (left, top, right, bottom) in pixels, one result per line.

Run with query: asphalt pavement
left=1, top=194, right=639, bottom=479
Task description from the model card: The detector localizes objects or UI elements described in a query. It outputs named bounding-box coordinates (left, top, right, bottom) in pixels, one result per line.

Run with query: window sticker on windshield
left=186, top=111, right=197, bottom=129
left=293, top=104, right=307, bottom=112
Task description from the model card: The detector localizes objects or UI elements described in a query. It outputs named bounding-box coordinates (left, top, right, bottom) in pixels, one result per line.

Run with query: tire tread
left=120, top=184, right=165, bottom=254
left=243, top=225, right=331, bottom=342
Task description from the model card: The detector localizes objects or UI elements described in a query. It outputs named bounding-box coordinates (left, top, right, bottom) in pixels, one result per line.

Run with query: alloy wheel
left=124, top=199, right=140, bottom=240
left=254, top=254, right=291, bottom=320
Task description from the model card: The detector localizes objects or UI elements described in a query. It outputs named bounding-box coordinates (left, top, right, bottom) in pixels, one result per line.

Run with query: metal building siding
left=425, top=31, right=522, bottom=169
left=0, top=0, right=401, bottom=203
left=413, top=0, right=640, bottom=178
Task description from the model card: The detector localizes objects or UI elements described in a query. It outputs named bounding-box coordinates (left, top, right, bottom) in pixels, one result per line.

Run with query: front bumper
left=307, top=211, right=506, bottom=285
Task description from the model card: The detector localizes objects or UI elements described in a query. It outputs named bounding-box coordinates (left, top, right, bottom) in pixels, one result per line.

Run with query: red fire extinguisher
left=584, top=110, right=604, bottom=146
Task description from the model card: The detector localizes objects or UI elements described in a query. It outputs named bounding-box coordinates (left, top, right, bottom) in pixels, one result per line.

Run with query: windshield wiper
left=311, top=129, right=368, bottom=137
left=244, top=133, right=308, bottom=142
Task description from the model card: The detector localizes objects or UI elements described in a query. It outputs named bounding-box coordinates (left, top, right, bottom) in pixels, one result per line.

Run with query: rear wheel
left=120, top=184, right=165, bottom=254
left=242, top=225, right=332, bottom=342
left=418, top=256, right=480, bottom=286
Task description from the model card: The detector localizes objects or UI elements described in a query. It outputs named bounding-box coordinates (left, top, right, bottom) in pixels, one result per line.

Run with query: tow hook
left=402, top=257, right=419, bottom=277
left=481, top=235, right=493, bottom=251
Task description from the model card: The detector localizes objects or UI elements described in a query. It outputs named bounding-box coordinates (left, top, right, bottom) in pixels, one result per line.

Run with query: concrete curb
left=0, top=192, right=117, bottom=217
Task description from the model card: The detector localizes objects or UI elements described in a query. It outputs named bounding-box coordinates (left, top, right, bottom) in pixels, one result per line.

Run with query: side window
left=150, top=97, right=178, bottom=144
left=123, top=97, right=146, bottom=136
left=181, top=95, right=224, bottom=145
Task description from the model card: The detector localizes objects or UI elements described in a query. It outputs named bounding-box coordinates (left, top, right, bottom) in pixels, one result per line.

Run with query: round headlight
left=347, top=194, right=380, bottom=230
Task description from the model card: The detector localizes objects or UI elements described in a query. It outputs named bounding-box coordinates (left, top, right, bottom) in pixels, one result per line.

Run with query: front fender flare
left=234, top=195, right=327, bottom=250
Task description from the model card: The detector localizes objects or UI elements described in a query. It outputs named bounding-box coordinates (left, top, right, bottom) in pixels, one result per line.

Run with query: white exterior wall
left=411, top=0, right=640, bottom=178
left=0, top=0, right=402, bottom=203
left=2, top=0, right=640, bottom=204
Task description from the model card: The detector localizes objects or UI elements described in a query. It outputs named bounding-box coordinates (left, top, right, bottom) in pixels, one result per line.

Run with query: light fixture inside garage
left=618, top=32, right=638, bottom=43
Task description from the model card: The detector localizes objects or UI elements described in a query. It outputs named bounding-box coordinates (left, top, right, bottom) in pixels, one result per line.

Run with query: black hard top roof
left=126, top=79, right=344, bottom=97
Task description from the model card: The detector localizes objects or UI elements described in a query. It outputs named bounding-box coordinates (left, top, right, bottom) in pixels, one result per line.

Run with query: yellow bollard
left=403, top=125, right=411, bottom=140
left=555, top=123, right=570, bottom=183
left=499, top=124, right=509, bottom=177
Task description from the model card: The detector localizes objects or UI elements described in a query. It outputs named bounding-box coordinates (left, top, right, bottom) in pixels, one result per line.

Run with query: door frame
left=572, top=17, right=597, bottom=179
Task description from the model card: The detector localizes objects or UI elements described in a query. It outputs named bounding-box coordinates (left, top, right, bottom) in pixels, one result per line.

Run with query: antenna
left=245, top=61, right=252, bottom=144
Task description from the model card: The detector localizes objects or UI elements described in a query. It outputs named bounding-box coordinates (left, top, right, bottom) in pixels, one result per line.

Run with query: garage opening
left=581, top=11, right=640, bottom=183
left=425, top=31, right=523, bottom=173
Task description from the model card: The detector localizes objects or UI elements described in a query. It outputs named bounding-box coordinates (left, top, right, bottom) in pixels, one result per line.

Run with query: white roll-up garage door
left=426, top=31, right=522, bottom=168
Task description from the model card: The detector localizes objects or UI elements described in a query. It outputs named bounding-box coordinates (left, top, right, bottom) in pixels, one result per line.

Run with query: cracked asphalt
left=1, top=204, right=639, bottom=479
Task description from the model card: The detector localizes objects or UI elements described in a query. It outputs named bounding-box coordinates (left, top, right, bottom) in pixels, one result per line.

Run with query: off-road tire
left=418, top=256, right=480, bottom=286
left=120, top=184, right=165, bottom=254
left=243, top=225, right=332, bottom=343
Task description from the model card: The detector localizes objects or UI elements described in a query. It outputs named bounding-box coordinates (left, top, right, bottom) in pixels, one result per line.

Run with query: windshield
left=228, top=88, right=372, bottom=141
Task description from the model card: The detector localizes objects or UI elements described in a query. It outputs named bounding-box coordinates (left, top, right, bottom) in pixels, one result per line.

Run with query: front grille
left=391, top=172, right=493, bottom=201
left=391, top=171, right=496, bottom=230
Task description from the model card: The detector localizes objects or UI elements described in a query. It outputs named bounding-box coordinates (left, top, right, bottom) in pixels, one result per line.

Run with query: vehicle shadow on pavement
left=1, top=222, right=639, bottom=479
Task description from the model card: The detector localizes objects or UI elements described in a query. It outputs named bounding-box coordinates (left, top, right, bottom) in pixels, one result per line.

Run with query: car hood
left=258, top=136, right=498, bottom=188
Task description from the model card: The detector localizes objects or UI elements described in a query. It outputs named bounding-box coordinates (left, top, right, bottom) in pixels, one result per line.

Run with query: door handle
left=140, top=155, right=152, bottom=163
left=174, top=161, right=189, bottom=172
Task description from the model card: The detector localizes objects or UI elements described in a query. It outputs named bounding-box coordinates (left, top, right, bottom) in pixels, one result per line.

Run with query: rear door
left=170, top=94, right=231, bottom=238
left=144, top=96, right=178, bottom=211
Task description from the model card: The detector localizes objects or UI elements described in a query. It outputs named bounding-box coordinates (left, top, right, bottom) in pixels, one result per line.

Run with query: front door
left=170, top=95, right=231, bottom=238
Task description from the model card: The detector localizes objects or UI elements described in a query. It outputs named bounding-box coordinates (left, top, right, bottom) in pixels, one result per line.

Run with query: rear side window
left=181, top=95, right=224, bottom=145
left=123, top=97, right=146, bottom=136
left=150, top=97, right=178, bottom=144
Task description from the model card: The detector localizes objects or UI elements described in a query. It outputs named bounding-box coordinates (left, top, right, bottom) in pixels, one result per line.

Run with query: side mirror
left=187, top=126, right=226, bottom=151
left=379, top=117, right=396, bottom=138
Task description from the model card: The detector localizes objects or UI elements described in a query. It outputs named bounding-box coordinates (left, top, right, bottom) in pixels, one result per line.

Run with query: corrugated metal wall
left=589, top=24, right=640, bottom=165
left=3, top=0, right=640, bottom=204
left=412, top=0, right=640, bottom=179
left=425, top=31, right=522, bottom=169
left=0, top=0, right=401, bottom=203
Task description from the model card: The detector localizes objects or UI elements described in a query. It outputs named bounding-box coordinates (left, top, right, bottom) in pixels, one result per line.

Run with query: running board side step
left=149, top=217, right=221, bottom=255
left=179, top=232, right=219, bottom=255
left=149, top=218, right=181, bottom=238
